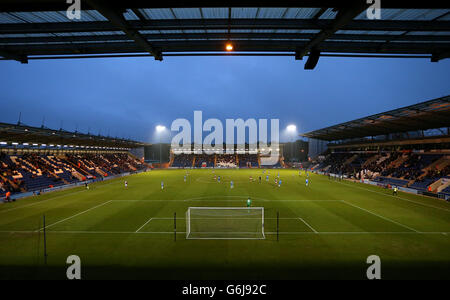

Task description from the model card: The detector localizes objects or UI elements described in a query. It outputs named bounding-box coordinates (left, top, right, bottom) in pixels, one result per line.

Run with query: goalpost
left=186, top=207, right=265, bottom=240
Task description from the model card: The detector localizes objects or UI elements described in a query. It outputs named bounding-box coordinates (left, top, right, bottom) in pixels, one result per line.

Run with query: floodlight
left=156, top=125, right=166, bottom=133
left=287, top=125, right=297, bottom=132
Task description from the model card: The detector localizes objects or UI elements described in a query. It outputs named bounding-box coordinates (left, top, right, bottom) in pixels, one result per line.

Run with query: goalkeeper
left=247, top=197, right=252, bottom=208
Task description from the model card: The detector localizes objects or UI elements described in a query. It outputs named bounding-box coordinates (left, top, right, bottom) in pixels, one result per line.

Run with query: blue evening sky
left=0, top=56, right=449, bottom=143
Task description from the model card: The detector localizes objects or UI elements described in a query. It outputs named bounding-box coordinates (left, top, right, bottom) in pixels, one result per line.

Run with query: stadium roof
left=301, top=95, right=450, bottom=141
left=0, top=1, right=449, bottom=69
left=0, top=122, right=149, bottom=149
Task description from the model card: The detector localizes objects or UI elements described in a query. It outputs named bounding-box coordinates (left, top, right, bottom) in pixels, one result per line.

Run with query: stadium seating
left=442, top=185, right=450, bottom=195
left=216, top=155, right=237, bottom=168
left=170, top=153, right=266, bottom=169
left=238, top=154, right=259, bottom=168
left=316, top=151, right=449, bottom=191
left=172, top=154, right=194, bottom=168
left=0, top=153, right=146, bottom=197
left=194, top=154, right=215, bottom=168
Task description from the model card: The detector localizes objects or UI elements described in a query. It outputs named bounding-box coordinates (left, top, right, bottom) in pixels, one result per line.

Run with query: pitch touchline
left=0, top=189, right=87, bottom=214
left=336, top=180, right=450, bottom=213
left=0, top=179, right=119, bottom=215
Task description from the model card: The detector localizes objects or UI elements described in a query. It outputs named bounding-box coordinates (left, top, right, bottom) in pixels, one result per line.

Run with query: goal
left=186, top=207, right=265, bottom=239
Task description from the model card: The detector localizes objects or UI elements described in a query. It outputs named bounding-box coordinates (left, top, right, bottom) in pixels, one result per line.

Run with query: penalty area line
left=297, top=217, right=318, bottom=233
left=135, top=218, right=154, bottom=233
left=342, top=200, right=421, bottom=233
left=35, top=200, right=113, bottom=232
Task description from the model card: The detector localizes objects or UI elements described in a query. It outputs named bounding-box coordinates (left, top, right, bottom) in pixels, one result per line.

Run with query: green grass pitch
left=0, top=169, right=449, bottom=279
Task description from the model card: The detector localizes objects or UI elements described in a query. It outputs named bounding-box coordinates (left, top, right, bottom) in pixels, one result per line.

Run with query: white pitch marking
left=109, top=199, right=343, bottom=202
left=0, top=190, right=86, bottom=214
left=1, top=230, right=449, bottom=235
left=342, top=200, right=421, bottom=233
left=336, top=180, right=450, bottom=213
left=35, top=200, right=112, bottom=232
left=0, top=179, right=119, bottom=214
left=135, top=218, right=154, bottom=233
left=298, top=217, right=318, bottom=233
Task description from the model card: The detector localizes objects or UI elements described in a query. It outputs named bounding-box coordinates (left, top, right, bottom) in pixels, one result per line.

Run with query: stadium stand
left=170, top=153, right=274, bottom=169
left=304, top=96, right=450, bottom=199
left=216, top=155, right=237, bottom=168
left=238, top=154, right=259, bottom=168
left=194, top=154, right=215, bottom=168
left=0, top=152, right=146, bottom=199
left=316, top=151, right=449, bottom=190
left=172, top=154, right=194, bottom=168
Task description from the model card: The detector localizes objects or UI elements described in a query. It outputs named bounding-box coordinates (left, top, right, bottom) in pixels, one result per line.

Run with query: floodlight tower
left=156, top=125, right=167, bottom=168
left=286, top=125, right=297, bottom=163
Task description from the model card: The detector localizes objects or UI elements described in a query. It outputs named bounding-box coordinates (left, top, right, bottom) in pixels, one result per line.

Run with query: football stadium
left=1, top=1, right=450, bottom=285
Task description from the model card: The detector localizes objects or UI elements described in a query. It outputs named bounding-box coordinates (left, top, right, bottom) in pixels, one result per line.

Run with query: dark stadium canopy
left=0, top=1, right=449, bottom=69
left=301, top=96, right=450, bottom=141
left=0, top=122, right=148, bottom=149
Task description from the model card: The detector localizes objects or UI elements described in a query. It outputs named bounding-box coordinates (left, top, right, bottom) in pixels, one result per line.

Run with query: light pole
left=156, top=125, right=166, bottom=168
left=287, top=125, right=297, bottom=163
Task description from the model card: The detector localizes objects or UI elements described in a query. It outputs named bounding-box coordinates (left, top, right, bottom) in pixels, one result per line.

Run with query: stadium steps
left=392, top=154, right=409, bottom=168
left=376, top=154, right=390, bottom=165
left=418, top=156, right=450, bottom=180
left=362, top=155, right=379, bottom=168
left=434, top=178, right=450, bottom=193
left=343, top=154, right=358, bottom=166
left=65, top=160, right=92, bottom=179
left=0, top=174, right=24, bottom=192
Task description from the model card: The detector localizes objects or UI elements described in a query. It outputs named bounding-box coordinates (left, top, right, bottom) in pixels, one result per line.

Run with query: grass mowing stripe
left=342, top=200, right=420, bottom=233
left=35, top=200, right=112, bottom=232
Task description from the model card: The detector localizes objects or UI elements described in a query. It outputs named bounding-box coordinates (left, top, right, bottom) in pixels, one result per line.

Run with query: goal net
left=186, top=207, right=265, bottom=239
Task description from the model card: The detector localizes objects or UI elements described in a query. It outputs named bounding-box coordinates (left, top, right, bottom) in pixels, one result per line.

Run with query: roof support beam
left=1, top=40, right=448, bottom=58
left=85, top=0, right=162, bottom=61
left=311, top=8, right=328, bottom=20
left=2, top=33, right=450, bottom=44
left=0, top=49, right=28, bottom=63
left=2, top=19, right=449, bottom=35
left=431, top=51, right=450, bottom=62
left=296, top=3, right=369, bottom=60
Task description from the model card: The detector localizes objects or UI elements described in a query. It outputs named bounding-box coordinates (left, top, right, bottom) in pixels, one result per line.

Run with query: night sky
left=1, top=55, right=449, bottom=143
